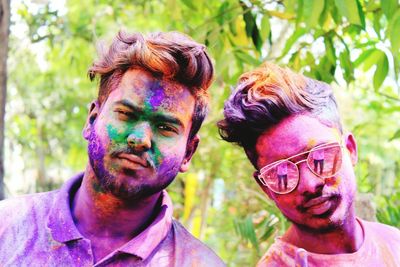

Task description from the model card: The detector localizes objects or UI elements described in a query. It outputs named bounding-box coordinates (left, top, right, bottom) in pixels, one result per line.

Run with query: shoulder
left=258, top=237, right=310, bottom=267
left=170, top=219, right=226, bottom=266
left=362, top=219, right=400, bottom=242
left=0, top=191, right=57, bottom=233
left=257, top=239, right=294, bottom=267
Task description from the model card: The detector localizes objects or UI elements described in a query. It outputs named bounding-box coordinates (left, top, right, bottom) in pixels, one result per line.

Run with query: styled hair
left=217, top=62, right=342, bottom=165
left=88, top=31, right=214, bottom=139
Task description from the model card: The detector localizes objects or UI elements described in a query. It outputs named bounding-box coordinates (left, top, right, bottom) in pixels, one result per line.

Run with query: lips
left=303, top=195, right=332, bottom=208
left=302, top=195, right=339, bottom=216
left=117, top=153, right=149, bottom=168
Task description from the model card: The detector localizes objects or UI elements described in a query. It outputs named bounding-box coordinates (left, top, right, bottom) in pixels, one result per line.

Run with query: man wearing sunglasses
left=217, top=62, right=400, bottom=266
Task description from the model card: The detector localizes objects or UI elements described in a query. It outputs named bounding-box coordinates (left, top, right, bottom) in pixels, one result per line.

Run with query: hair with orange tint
left=218, top=62, right=342, bottom=163
left=88, top=31, right=214, bottom=139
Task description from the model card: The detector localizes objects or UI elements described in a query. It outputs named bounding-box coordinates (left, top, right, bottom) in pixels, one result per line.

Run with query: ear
left=253, top=170, right=275, bottom=200
left=344, top=132, right=358, bottom=165
left=179, top=134, right=200, bottom=173
left=82, top=100, right=100, bottom=140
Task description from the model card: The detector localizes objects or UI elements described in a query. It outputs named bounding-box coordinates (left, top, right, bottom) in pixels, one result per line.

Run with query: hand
left=294, top=248, right=308, bottom=267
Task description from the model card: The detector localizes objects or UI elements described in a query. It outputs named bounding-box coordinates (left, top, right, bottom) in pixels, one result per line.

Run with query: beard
left=289, top=195, right=353, bottom=234
left=87, top=127, right=179, bottom=201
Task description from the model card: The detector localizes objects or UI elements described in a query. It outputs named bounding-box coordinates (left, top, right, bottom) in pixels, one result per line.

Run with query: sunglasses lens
left=260, top=161, right=299, bottom=194
left=307, top=145, right=342, bottom=177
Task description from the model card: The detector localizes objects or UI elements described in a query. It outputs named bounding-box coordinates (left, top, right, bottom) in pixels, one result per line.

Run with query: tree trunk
left=0, top=0, right=10, bottom=200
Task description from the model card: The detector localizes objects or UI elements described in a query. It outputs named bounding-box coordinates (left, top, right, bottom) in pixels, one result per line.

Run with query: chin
left=111, top=184, right=156, bottom=200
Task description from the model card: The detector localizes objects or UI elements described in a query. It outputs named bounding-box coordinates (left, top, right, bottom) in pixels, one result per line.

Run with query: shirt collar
left=47, top=173, right=174, bottom=260
left=118, top=190, right=173, bottom=260
left=47, top=172, right=85, bottom=243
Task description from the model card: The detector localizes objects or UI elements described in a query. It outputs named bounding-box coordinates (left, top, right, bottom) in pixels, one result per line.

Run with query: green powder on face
left=153, top=144, right=162, bottom=167
left=106, top=124, right=126, bottom=143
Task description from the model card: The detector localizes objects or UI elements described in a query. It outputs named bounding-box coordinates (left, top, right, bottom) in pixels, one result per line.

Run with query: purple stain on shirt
left=0, top=174, right=226, bottom=266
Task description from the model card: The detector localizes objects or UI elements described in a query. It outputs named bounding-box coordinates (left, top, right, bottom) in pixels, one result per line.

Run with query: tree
left=0, top=0, right=10, bottom=200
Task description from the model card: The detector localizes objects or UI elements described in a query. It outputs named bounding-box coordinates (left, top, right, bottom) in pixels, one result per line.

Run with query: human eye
left=114, top=109, right=134, bottom=120
left=157, top=123, right=178, bottom=136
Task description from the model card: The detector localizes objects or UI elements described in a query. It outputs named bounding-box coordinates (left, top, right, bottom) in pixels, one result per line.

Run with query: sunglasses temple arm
left=258, top=176, right=268, bottom=186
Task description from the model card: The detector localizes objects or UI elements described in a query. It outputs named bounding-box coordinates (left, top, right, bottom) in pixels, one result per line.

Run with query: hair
left=217, top=62, right=342, bottom=165
left=88, top=31, right=214, bottom=140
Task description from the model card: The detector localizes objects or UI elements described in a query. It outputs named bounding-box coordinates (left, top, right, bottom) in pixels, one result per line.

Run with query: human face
left=83, top=68, right=197, bottom=200
left=254, top=114, right=358, bottom=232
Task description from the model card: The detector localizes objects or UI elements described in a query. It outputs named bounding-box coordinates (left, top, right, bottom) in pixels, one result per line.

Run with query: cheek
left=325, top=175, right=342, bottom=189
left=153, top=138, right=186, bottom=166
left=273, top=195, right=297, bottom=212
left=106, top=124, right=127, bottom=144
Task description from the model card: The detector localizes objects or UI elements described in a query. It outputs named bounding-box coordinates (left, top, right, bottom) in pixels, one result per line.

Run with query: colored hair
left=88, top=31, right=214, bottom=139
left=217, top=62, right=342, bottom=165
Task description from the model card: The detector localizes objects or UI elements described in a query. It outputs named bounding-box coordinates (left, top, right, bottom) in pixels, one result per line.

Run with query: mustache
left=110, top=147, right=155, bottom=169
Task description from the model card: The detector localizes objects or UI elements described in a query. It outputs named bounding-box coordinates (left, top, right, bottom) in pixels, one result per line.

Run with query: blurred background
left=0, top=0, right=399, bottom=265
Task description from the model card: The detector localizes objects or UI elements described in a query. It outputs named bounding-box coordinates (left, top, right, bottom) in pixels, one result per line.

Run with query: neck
left=282, top=211, right=364, bottom=254
left=72, top=165, right=162, bottom=241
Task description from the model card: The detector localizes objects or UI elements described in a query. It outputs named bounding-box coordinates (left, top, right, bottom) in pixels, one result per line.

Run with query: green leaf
left=234, top=217, right=260, bottom=254
left=289, top=51, right=301, bottom=71
left=319, top=0, right=331, bottom=27
left=373, top=10, right=382, bottom=39
left=373, top=52, right=389, bottom=90
left=339, top=49, right=354, bottom=83
left=217, top=2, right=230, bottom=25
left=241, top=3, right=263, bottom=51
left=295, top=0, right=304, bottom=26
left=252, top=24, right=263, bottom=51
left=330, top=1, right=341, bottom=24
left=278, top=27, right=307, bottom=59
left=359, top=49, right=382, bottom=71
left=235, top=50, right=260, bottom=66
left=303, top=0, right=325, bottom=28
left=353, top=49, right=375, bottom=67
left=334, top=0, right=364, bottom=27
left=317, top=56, right=335, bottom=83
left=284, top=0, right=298, bottom=13
left=388, top=10, right=400, bottom=54
left=381, top=0, right=398, bottom=20
left=180, top=0, right=197, bottom=11
left=324, top=35, right=336, bottom=64
left=390, top=129, right=400, bottom=141
left=242, top=7, right=255, bottom=37
left=355, top=0, right=366, bottom=29
left=260, top=15, right=270, bottom=42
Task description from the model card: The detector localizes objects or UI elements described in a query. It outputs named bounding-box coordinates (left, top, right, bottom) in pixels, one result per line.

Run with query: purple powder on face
left=148, top=82, right=165, bottom=111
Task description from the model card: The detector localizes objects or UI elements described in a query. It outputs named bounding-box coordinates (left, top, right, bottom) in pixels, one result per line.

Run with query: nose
left=127, top=123, right=152, bottom=152
left=296, top=161, right=325, bottom=197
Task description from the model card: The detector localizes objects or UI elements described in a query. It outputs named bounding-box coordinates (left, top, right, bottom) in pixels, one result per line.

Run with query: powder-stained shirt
left=0, top=173, right=225, bottom=267
left=257, top=218, right=400, bottom=267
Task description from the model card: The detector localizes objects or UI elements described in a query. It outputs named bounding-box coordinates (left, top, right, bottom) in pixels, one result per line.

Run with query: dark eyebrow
left=153, top=114, right=184, bottom=128
left=114, top=100, right=184, bottom=129
left=114, top=100, right=143, bottom=113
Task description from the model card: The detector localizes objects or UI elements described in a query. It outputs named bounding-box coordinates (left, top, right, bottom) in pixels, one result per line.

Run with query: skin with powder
left=0, top=31, right=225, bottom=267
left=218, top=62, right=400, bottom=266
left=254, top=114, right=363, bottom=254
left=74, top=68, right=198, bottom=261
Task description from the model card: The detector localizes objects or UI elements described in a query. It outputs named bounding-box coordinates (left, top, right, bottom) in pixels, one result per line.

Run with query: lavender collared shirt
left=0, top=173, right=225, bottom=267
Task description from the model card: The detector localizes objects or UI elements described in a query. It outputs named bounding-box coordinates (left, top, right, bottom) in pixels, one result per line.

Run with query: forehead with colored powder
left=255, top=114, right=341, bottom=168
left=106, top=68, right=196, bottom=125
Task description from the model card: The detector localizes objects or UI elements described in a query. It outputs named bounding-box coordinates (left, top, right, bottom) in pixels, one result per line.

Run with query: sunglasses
left=257, top=142, right=343, bottom=194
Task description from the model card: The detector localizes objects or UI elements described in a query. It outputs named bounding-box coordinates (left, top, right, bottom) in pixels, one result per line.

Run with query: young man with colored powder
left=217, top=62, right=400, bottom=266
left=0, top=31, right=225, bottom=266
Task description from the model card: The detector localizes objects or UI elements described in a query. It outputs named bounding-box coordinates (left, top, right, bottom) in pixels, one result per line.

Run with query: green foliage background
left=4, top=0, right=400, bottom=265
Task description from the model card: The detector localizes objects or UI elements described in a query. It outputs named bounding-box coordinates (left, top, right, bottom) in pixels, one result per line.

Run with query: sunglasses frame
left=258, top=142, right=343, bottom=194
